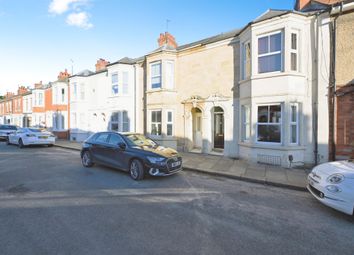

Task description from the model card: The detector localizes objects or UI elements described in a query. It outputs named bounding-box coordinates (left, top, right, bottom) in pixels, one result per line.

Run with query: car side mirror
left=118, top=142, right=126, bottom=150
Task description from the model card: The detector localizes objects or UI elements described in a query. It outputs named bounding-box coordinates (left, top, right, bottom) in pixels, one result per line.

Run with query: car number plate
left=171, top=161, right=181, bottom=167
left=39, top=136, right=48, bottom=139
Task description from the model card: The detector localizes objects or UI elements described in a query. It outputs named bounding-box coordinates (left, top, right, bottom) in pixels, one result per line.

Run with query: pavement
left=54, top=140, right=310, bottom=191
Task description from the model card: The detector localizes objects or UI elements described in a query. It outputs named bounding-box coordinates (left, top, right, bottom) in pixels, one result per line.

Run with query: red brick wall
left=336, top=85, right=354, bottom=159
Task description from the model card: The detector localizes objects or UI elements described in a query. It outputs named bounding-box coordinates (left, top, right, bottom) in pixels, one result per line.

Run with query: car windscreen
left=0, top=125, right=17, bottom=130
left=125, top=134, right=157, bottom=148
left=28, top=128, right=45, bottom=133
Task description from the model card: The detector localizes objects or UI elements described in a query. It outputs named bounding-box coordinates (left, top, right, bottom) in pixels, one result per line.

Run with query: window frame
left=122, top=71, right=129, bottom=95
left=166, top=110, right=173, bottom=136
left=110, top=111, right=121, bottom=132
left=289, top=103, right=299, bottom=145
left=150, top=110, right=162, bottom=136
left=290, top=31, right=299, bottom=72
left=257, top=31, right=283, bottom=74
left=241, top=105, right=251, bottom=142
left=256, top=103, right=283, bottom=145
left=111, top=72, right=119, bottom=96
left=150, top=61, right=162, bottom=89
left=242, top=41, right=251, bottom=80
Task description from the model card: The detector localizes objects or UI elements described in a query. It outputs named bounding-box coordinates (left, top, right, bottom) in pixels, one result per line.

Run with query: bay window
left=257, top=104, right=282, bottom=143
left=258, top=32, right=282, bottom=73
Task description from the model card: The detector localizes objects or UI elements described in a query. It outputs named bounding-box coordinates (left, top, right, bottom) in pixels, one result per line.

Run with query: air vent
left=257, top=154, right=281, bottom=166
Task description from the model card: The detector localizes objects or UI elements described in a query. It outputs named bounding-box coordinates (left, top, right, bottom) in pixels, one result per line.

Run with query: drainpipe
left=313, top=12, right=320, bottom=165
left=134, top=64, right=137, bottom=133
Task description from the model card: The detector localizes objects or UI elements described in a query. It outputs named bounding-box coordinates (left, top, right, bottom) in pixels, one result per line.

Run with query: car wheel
left=82, top=151, right=94, bottom=167
left=130, top=159, right=144, bottom=180
left=18, top=139, right=24, bottom=149
left=48, top=144, right=54, bottom=147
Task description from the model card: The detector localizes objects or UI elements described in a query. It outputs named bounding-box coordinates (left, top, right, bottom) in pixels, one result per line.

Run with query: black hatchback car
left=80, top=132, right=182, bottom=180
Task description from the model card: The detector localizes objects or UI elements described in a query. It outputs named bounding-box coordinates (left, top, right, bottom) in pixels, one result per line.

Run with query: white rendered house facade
left=237, top=10, right=330, bottom=167
left=69, top=59, right=143, bottom=142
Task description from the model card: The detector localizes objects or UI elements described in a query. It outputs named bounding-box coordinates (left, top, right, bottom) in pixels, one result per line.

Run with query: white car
left=0, top=125, right=18, bottom=141
left=7, top=128, right=56, bottom=148
left=307, top=160, right=354, bottom=215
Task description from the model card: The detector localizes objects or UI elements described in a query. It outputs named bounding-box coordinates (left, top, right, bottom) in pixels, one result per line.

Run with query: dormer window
left=258, top=31, right=282, bottom=73
left=151, top=62, right=162, bottom=89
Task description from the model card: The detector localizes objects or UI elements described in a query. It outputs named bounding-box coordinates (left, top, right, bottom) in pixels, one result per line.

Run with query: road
left=0, top=142, right=353, bottom=255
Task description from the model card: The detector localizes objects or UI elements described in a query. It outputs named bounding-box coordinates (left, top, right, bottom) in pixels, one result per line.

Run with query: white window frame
left=61, top=88, right=65, bottom=103
left=38, top=92, right=44, bottom=106
left=150, top=110, right=162, bottom=136
left=165, top=60, right=175, bottom=89
left=122, top=72, right=129, bottom=95
left=80, top=84, right=85, bottom=101
left=150, top=61, right=162, bottom=89
left=122, top=110, right=130, bottom=132
left=242, top=41, right=251, bottom=80
left=166, top=110, right=173, bottom=136
left=290, top=103, right=299, bottom=145
left=241, top=105, right=251, bottom=142
left=111, top=72, right=119, bottom=95
left=71, top=112, right=77, bottom=129
left=257, top=31, right=283, bottom=74
left=290, top=31, right=299, bottom=72
left=110, top=111, right=120, bottom=131
left=72, top=82, right=78, bottom=101
left=256, top=103, right=283, bottom=145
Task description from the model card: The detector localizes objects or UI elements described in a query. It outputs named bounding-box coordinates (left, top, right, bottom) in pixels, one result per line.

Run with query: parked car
left=307, top=159, right=354, bottom=215
left=7, top=128, right=56, bottom=148
left=0, top=125, right=18, bottom=141
left=81, top=132, right=183, bottom=180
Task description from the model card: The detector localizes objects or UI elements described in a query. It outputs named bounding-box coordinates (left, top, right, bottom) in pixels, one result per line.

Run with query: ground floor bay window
left=257, top=104, right=282, bottom=143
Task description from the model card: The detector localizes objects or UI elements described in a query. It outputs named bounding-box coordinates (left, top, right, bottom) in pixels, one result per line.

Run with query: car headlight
left=147, top=156, right=166, bottom=165
left=327, top=174, right=344, bottom=184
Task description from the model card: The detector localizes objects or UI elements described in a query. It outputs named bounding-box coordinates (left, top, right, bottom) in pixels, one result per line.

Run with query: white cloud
left=49, top=0, right=81, bottom=15
left=66, top=12, right=93, bottom=29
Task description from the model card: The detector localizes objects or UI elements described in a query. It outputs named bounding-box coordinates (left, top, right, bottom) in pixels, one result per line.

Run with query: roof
left=107, top=56, right=145, bottom=67
left=148, top=9, right=310, bottom=55
left=70, top=69, right=95, bottom=78
left=177, top=28, right=241, bottom=51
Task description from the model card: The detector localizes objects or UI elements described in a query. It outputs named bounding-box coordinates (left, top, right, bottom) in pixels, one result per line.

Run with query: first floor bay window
left=151, top=110, right=161, bottom=136
left=290, top=103, right=299, bottom=144
left=110, top=111, right=130, bottom=132
left=257, top=104, right=282, bottom=143
left=241, top=105, right=251, bottom=141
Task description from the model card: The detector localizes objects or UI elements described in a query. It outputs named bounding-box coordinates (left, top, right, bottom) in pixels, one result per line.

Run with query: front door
left=193, top=109, right=202, bottom=148
left=213, top=107, right=224, bottom=149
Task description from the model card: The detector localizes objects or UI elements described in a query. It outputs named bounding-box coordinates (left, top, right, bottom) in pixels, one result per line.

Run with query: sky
left=0, top=0, right=296, bottom=95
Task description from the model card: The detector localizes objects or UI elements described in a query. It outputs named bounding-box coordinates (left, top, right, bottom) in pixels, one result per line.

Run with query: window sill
left=146, top=88, right=177, bottom=94
left=251, top=71, right=306, bottom=80
left=239, top=141, right=306, bottom=151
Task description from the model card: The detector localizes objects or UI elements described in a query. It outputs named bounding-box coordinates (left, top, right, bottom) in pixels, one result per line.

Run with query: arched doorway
left=212, top=106, right=224, bottom=149
left=191, top=107, right=202, bottom=149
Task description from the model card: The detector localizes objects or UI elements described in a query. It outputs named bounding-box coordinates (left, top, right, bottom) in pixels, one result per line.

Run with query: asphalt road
left=0, top=142, right=353, bottom=255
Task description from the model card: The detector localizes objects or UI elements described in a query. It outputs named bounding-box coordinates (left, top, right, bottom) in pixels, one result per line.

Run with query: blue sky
left=0, top=0, right=296, bottom=94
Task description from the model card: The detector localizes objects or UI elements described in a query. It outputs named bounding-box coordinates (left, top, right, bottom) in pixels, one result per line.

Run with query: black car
left=0, top=125, right=18, bottom=141
left=80, top=132, right=182, bottom=180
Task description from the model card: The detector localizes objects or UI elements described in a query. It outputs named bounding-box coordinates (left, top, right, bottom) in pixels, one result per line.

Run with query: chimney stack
left=17, top=86, right=28, bottom=95
left=158, top=32, right=178, bottom=49
left=95, top=58, right=110, bottom=72
left=34, top=81, right=43, bottom=89
left=58, top=69, right=70, bottom=81
left=5, top=92, right=15, bottom=98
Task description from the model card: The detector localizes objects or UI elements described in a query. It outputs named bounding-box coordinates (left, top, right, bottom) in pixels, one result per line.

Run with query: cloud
left=49, top=0, right=81, bottom=15
left=66, top=12, right=93, bottom=29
